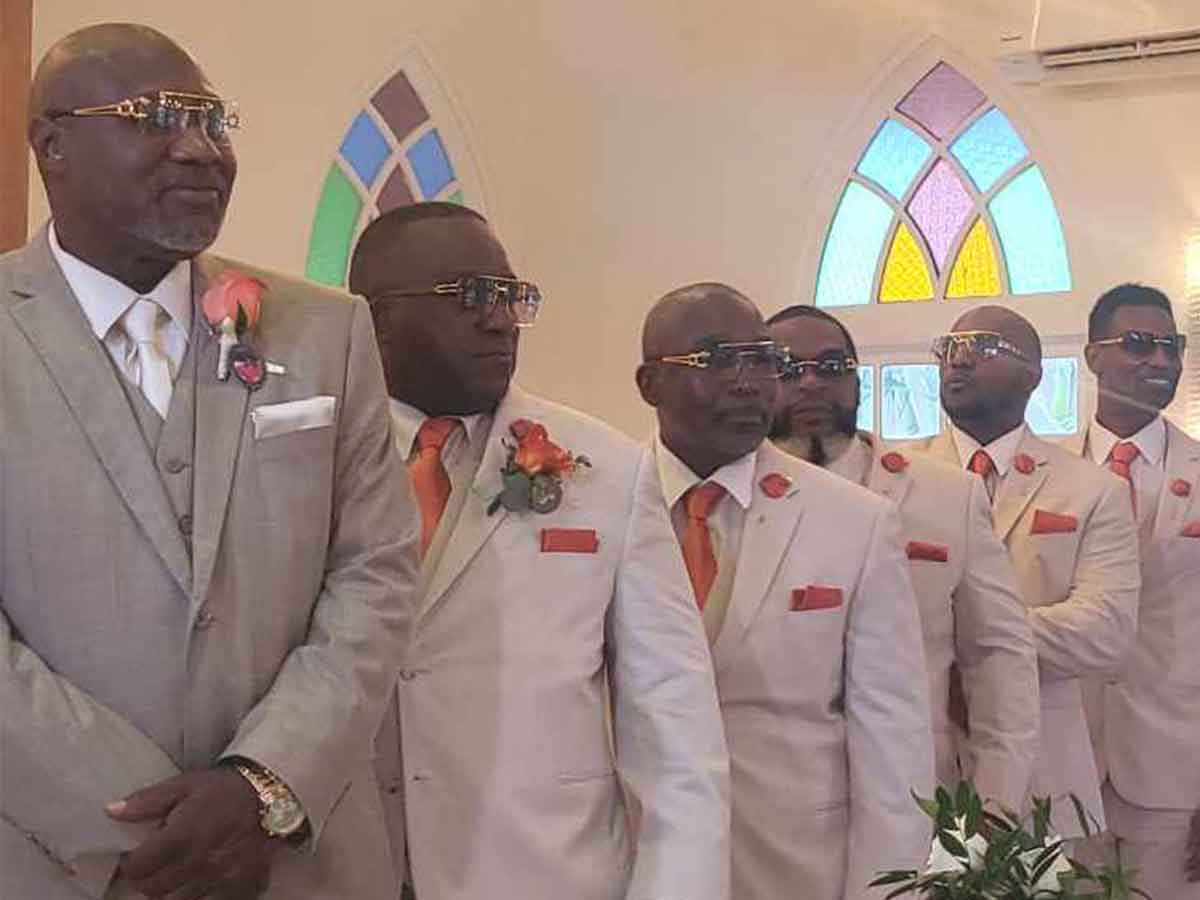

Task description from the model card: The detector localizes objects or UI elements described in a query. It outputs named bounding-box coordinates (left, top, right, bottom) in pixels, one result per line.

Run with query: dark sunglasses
left=374, top=275, right=542, bottom=327
left=1089, top=330, right=1187, bottom=359
left=783, top=355, right=858, bottom=380
left=932, top=331, right=1029, bottom=363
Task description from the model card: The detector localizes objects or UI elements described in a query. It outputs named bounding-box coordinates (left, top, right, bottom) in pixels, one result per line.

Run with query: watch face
left=263, top=794, right=306, bottom=836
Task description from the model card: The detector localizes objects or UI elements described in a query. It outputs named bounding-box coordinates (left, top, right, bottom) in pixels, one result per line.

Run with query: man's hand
left=1186, top=807, right=1200, bottom=882
left=106, top=767, right=278, bottom=899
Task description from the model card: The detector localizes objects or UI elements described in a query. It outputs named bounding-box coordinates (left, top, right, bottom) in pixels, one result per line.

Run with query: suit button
left=164, top=458, right=188, bottom=474
left=195, top=608, right=214, bottom=629
left=178, top=514, right=193, bottom=536
left=398, top=669, right=415, bottom=682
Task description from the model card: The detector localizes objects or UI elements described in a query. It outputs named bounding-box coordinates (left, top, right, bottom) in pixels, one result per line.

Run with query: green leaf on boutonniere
left=499, top=472, right=532, bottom=512
left=529, top=473, right=563, bottom=514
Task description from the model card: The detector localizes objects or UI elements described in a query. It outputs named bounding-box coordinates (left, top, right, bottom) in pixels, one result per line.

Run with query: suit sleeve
left=607, top=452, right=731, bottom=900
left=844, top=505, right=935, bottom=900
left=219, top=297, right=420, bottom=845
left=1027, top=476, right=1140, bottom=680
left=953, top=477, right=1039, bottom=812
left=1, top=607, right=180, bottom=898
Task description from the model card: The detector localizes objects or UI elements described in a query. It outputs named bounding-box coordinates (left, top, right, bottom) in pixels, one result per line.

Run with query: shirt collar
left=951, top=423, right=1028, bottom=477
left=1088, top=415, right=1166, bottom=468
left=388, top=397, right=488, bottom=457
left=49, top=222, right=193, bottom=339
left=653, top=433, right=756, bottom=511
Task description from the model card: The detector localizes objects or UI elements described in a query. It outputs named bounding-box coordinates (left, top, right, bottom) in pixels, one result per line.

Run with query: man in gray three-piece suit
left=1, top=23, right=419, bottom=900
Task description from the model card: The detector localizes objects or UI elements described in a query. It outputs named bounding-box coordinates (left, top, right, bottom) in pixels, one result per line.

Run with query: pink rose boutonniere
left=201, top=270, right=267, bottom=390
left=488, top=419, right=592, bottom=515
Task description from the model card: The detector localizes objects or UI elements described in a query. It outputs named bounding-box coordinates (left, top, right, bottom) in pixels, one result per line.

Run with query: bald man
left=768, top=305, right=1039, bottom=815
left=912, top=305, right=1140, bottom=838
left=350, top=204, right=730, bottom=900
left=636, top=283, right=934, bottom=900
left=2, top=24, right=418, bottom=900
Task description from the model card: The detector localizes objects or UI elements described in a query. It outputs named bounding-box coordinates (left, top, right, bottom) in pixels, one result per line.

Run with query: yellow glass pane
left=879, top=222, right=934, bottom=303
left=946, top=218, right=1002, bottom=298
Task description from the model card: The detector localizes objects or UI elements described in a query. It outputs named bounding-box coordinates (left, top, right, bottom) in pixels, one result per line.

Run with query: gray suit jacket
left=1, top=227, right=420, bottom=899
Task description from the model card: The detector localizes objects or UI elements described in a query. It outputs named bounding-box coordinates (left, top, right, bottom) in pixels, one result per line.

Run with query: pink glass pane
left=907, top=159, right=974, bottom=273
left=896, top=62, right=987, bottom=140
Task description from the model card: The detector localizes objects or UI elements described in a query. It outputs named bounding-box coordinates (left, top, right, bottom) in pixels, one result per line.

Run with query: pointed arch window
left=815, top=62, right=1071, bottom=308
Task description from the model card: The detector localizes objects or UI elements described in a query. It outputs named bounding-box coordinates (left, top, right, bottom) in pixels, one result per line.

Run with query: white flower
left=923, top=818, right=989, bottom=873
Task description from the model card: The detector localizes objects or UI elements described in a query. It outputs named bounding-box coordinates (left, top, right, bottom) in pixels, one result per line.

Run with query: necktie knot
left=416, top=417, right=459, bottom=455
left=685, top=482, right=726, bottom=521
left=968, top=449, right=996, bottom=478
left=1110, top=441, right=1140, bottom=467
left=123, top=298, right=165, bottom=345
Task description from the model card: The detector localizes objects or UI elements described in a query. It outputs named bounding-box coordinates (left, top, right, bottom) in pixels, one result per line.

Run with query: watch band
left=231, top=759, right=307, bottom=839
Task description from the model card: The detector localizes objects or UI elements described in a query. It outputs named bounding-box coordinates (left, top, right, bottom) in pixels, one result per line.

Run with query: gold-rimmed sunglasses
left=1088, top=330, right=1187, bottom=359
left=932, top=331, right=1029, bottom=363
left=48, top=91, right=241, bottom=143
left=651, top=340, right=790, bottom=380
left=372, top=275, right=542, bottom=327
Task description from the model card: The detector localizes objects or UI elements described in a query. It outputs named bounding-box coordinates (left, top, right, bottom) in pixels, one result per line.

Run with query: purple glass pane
left=371, top=71, right=429, bottom=140
left=896, top=62, right=987, bottom=140
left=377, top=164, right=415, bottom=213
left=907, top=159, right=973, bottom=273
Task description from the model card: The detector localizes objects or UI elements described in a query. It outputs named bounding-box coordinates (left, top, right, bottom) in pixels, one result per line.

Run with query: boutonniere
left=201, top=270, right=267, bottom=390
left=1172, top=478, right=1192, bottom=498
left=760, top=472, right=792, bottom=498
left=488, top=418, right=592, bottom=515
left=880, top=451, right=909, bottom=473
left=1014, top=453, right=1036, bottom=475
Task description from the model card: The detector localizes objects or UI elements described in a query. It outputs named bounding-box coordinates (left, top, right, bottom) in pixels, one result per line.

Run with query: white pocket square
left=252, top=395, right=337, bottom=440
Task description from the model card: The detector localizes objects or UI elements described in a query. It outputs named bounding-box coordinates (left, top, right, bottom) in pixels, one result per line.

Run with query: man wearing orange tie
left=349, top=203, right=730, bottom=900
left=1072, top=284, right=1200, bottom=898
left=914, top=305, right=1140, bottom=839
left=636, top=283, right=934, bottom=900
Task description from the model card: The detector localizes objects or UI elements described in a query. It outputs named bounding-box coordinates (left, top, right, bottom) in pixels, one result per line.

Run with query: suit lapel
left=189, top=256, right=251, bottom=611
left=993, top=433, right=1049, bottom=541
left=7, top=231, right=192, bottom=596
left=865, top=437, right=915, bottom=508
left=714, top=444, right=805, bottom=662
left=1153, top=421, right=1200, bottom=540
left=417, top=390, right=523, bottom=623
left=922, top=431, right=961, bottom=468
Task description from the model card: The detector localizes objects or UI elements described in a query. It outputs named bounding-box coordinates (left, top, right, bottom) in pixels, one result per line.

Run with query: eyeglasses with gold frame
left=651, top=340, right=790, bottom=380
left=372, top=275, right=543, bottom=327
left=48, top=91, right=241, bottom=143
left=932, top=331, right=1029, bottom=363
left=1087, top=330, right=1187, bottom=359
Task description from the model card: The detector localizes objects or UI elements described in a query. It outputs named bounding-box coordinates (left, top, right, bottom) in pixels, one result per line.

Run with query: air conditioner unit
left=999, top=0, right=1200, bottom=85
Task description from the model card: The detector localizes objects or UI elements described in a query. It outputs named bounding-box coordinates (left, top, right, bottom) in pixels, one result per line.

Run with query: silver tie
left=122, top=298, right=173, bottom=418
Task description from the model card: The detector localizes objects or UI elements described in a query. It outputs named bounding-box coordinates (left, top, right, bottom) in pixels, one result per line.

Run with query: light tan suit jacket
left=671, top=440, right=934, bottom=900
left=1072, top=420, right=1200, bottom=815
left=375, top=387, right=730, bottom=900
left=917, top=430, right=1140, bottom=836
left=0, top=228, right=419, bottom=899
left=840, top=434, right=1038, bottom=812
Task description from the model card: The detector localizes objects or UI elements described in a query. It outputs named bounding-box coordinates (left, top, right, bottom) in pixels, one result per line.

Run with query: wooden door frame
left=1, top=0, right=33, bottom=252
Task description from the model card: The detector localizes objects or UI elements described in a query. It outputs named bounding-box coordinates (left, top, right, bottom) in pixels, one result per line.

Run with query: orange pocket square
left=1030, top=510, right=1078, bottom=535
left=791, top=585, right=844, bottom=611
left=1182, top=521, right=1200, bottom=538
left=906, top=541, right=949, bottom=563
left=540, top=528, right=600, bottom=554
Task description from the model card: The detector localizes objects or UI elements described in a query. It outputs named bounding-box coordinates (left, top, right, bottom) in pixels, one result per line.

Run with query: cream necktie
left=122, top=298, right=174, bottom=419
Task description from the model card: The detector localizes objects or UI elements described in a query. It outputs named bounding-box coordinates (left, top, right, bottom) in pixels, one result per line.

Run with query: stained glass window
left=816, top=61, right=1071, bottom=306
left=1027, top=357, right=1079, bottom=436
left=880, top=364, right=942, bottom=440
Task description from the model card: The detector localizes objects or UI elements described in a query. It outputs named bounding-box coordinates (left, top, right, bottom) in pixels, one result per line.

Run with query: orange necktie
left=1108, top=441, right=1140, bottom=516
left=409, top=417, right=459, bottom=557
left=967, top=449, right=996, bottom=502
left=681, top=482, right=726, bottom=610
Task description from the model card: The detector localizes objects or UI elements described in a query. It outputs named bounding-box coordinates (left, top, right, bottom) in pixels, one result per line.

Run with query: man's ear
left=1021, top=361, right=1043, bottom=394
left=635, top=362, right=660, bottom=408
left=1083, top=342, right=1101, bottom=376
left=29, top=117, right=66, bottom=171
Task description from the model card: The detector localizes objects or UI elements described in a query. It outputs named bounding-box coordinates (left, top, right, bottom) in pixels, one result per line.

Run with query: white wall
left=31, top=0, right=1200, bottom=437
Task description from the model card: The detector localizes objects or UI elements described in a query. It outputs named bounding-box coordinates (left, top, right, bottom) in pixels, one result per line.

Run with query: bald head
left=951, top=304, right=1043, bottom=366
left=641, top=282, right=762, bottom=360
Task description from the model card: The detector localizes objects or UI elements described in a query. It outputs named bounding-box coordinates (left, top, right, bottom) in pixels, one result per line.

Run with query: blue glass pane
left=949, top=108, right=1028, bottom=192
left=855, top=120, right=933, bottom=201
left=988, top=166, right=1072, bottom=295
left=1027, top=357, right=1079, bottom=436
left=881, top=364, right=942, bottom=440
left=815, top=183, right=894, bottom=308
left=339, top=112, right=391, bottom=189
left=857, top=364, right=875, bottom=432
left=407, top=129, right=456, bottom=199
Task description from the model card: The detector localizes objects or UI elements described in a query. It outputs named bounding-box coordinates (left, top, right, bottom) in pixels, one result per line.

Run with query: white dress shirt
left=653, top=434, right=755, bottom=643
left=48, top=222, right=192, bottom=383
left=1086, top=416, right=1166, bottom=528
left=952, top=423, right=1029, bottom=499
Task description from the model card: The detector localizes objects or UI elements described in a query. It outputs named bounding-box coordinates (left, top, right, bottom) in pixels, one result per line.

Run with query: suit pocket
left=251, top=395, right=337, bottom=440
left=557, top=768, right=617, bottom=785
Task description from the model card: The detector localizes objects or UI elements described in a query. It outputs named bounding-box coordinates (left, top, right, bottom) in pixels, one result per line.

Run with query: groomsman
left=766, top=305, right=1039, bottom=813
left=915, top=305, right=1140, bottom=838
left=636, top=283, right=934, bottom=899
left=1074, top=284, right=1200, bottom=898
left=349, top=204, right=730, bottom=900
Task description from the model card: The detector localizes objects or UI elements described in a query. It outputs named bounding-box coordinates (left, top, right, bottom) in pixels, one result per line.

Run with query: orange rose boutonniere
left=201, top=270, right=267, bottom=389
left=489, top=419, right=591, bottom=515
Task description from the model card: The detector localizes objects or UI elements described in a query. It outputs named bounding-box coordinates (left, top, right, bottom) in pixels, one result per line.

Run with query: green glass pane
left=306, top=164, right=364, bottom=287
left=1027, top=357, right=1079, bottom=436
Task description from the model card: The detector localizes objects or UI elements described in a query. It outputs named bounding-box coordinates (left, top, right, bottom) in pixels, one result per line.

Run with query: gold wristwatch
left=231, top=759, right=308, bottom=840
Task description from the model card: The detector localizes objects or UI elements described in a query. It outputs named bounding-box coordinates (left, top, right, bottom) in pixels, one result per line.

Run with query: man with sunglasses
left=348, top=204, right=729, bottom=900
left=766, top=305, right=1038, bottom=816
left=636, top=283, right=933, bottom=899
left=1072, top=284, right=1200, bottom=898
left=914, top=306, right=1140, bottom=840
left=2, top=23, right=419, bottom=900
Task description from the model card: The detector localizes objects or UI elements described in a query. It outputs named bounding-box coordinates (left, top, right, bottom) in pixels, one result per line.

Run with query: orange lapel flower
left=759, top=473, right=792, bottom=498
left=1171, top=478, right=1192, bottom=498
left=490, top=419, right=592, bottom=515
left=1014, top=453, right=1036, bottom=475
left=201, top=270, right=267, bottom=384
left=880, top=451, right=909, bottom=473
